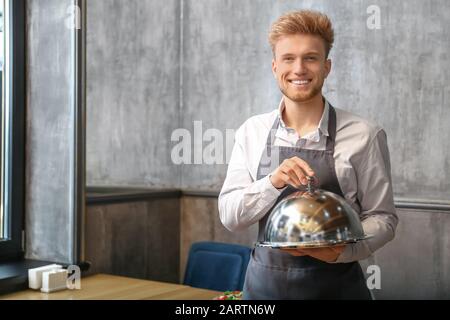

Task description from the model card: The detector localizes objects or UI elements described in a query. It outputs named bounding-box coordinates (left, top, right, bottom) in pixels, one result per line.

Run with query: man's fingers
left=278, top=172, right=300, bottom=188
left=282, top=160, right=309, bottom=185
left=281, top=167, right=301, bottom=186
left=291, top=157, right=315, bottom=177
left=275, top=157, right=315, bottom=188
left=281, top=249, right=306, bottom=256
left=284, top=161, right=308, bottom=185
left=330, top=245, right=346, bottom=253
left=282, top=245, right=346, bottom=262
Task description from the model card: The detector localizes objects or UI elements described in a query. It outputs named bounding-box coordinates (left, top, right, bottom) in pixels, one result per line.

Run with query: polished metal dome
left=257, top=182, right=369, bottom=249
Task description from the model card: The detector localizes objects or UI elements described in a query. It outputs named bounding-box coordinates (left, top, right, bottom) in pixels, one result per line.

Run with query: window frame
left=0, top=0, right=25, bottom=263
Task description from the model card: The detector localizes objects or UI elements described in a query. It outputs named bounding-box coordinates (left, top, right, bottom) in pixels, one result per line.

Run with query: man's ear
left=324, top=58, right=332, bottom=78
left=272, top=58, right=277, bottom=78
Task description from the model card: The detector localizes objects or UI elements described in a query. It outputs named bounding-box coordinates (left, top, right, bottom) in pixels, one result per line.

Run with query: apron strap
left=326, top=104, right=337, bottom=153
left=265, top=116, right=280, bottom=159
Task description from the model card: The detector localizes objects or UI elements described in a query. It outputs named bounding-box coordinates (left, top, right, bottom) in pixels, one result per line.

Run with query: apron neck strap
left=325, top=104, right=337, bottom=152
left=264, top=117, right=280, bottom=157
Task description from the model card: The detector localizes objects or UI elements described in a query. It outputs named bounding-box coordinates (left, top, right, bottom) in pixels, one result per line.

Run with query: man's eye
left=284, top=58, right=294, bottom=62
left=305, top=57, right=316, bottom=61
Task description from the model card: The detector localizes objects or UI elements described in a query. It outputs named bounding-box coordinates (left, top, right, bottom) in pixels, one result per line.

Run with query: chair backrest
left=183, top=241, right=252, bottom=292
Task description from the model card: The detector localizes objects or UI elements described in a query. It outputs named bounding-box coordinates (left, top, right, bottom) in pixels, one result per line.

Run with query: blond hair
left=269, top=10, right=334, bottom=58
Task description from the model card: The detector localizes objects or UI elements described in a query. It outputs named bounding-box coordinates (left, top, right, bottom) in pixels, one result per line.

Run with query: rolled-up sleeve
left=218, top=126, right=281, bottom=232
left=333, top=129, right=399, bottom=263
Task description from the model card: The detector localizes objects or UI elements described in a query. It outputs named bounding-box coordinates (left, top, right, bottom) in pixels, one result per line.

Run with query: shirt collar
left=277, top=97, right=330, bottom=139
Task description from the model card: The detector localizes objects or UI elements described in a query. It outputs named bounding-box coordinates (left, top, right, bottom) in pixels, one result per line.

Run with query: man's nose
left=293, top=59, right=307, bottom=74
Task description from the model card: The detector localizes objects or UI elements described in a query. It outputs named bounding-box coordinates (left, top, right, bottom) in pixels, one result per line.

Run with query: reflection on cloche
left=257, top=189, right=370, bottom=249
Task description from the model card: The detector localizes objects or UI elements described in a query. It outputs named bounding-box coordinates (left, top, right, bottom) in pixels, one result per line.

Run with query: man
left=218, top=10, right=398, bottom=299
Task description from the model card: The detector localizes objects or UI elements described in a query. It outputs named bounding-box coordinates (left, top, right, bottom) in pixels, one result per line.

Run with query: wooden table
left=0, top=274, right=223, bottom=300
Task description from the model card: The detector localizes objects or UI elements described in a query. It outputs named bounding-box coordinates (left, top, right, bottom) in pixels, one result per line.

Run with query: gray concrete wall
left=181, top=0, right=277, bottom=189
left=86, top=0, right=450, bottom=200
left=86, top=0, right=181, bottom=188
left=181, top=0, right=450, bottom=199
left=25, top=0, right=76, bottom=263
left=360, top=208, right=450, bottom=299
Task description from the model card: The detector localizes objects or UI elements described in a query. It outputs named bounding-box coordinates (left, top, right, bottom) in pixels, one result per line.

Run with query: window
left=0, top=0, right=3, bottom=239
left=0, top=0, right=25, bottom=262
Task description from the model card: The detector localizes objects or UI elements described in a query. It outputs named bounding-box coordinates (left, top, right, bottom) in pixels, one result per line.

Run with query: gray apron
left=243, top=104, right=372, bottom=300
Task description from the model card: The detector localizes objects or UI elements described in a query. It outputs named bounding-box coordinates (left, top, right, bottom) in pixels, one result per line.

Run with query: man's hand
left=269, top=156, right=315, bottom=189
left=281, top=245, right=346, bottom=263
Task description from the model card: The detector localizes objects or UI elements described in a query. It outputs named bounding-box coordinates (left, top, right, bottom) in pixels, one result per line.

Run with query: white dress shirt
left=218, top=98, right=398, bottom=263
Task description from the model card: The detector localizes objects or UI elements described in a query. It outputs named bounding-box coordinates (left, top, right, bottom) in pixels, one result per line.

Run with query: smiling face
left=272, top=34, right=331, bottom=103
